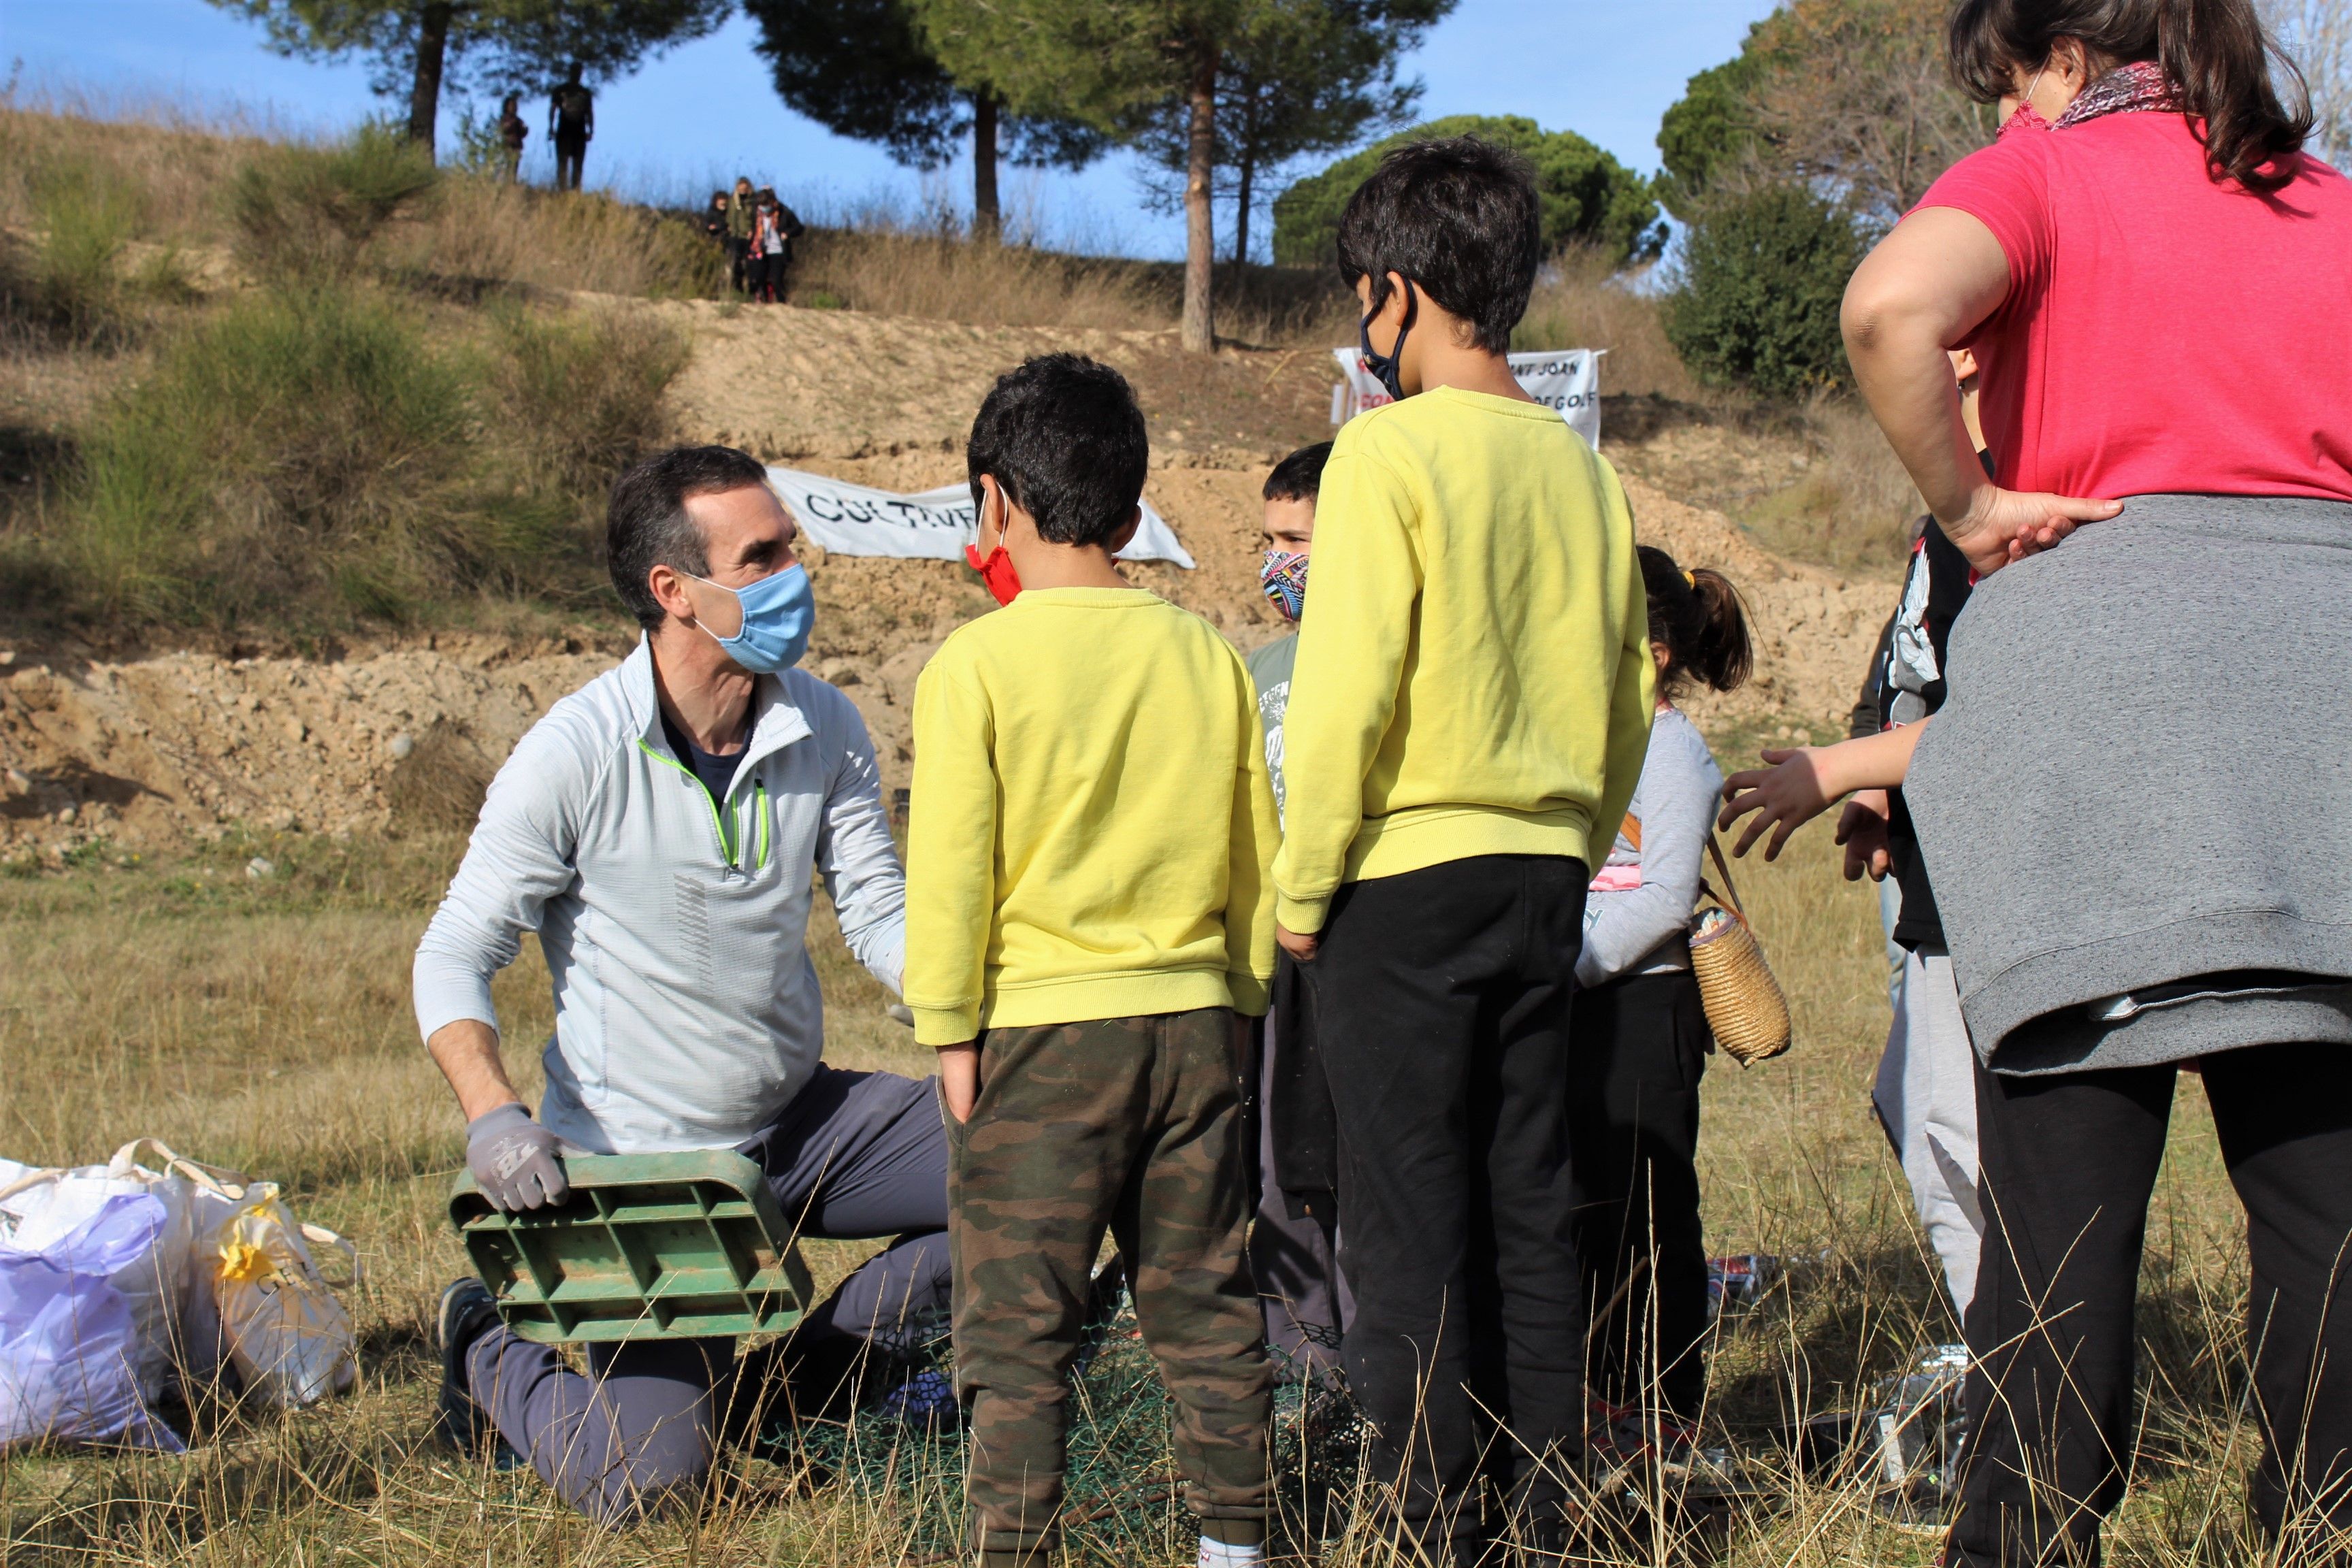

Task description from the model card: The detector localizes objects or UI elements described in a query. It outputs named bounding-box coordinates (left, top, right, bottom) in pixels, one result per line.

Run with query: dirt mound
left=0, top=298, right=1900, bottom=860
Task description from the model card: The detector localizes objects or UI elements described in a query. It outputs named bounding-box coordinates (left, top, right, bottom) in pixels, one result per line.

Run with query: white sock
left=1197, top=1538, right=1263, bottom=1568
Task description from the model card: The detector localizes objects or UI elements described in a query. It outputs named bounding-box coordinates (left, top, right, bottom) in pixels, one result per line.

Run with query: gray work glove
left=466, top=1103, right=570, bottom=1212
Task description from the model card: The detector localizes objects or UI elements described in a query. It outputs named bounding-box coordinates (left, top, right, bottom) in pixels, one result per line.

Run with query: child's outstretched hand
left=1836, top=789, right=1893, bottom=883
left=1718, top=748, right=1836, bottom=861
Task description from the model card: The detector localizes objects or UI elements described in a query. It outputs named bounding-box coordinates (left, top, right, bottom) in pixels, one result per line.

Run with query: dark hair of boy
left=1263, top=441, right=1333, bottom=504
left=1637, top=544, right=1752, bottom=700
left=1333, top=135, right=1544, bottom=355
left=966, top=354, right=1151, bottom=547
left=605, top=444, right=769, bottom=630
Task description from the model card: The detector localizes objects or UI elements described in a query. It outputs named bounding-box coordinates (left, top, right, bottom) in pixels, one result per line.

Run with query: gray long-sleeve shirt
left=1577, top=706, right=1723, bottom=989
left=412, top=639, right=906, bottom=1154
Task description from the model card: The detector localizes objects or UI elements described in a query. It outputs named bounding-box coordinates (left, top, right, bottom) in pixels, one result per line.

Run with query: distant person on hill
left=419, top=446, right=955, bottom=1524
left=549, top=63, right=593, bottom=192
left=725, top=176, right=756, bottom=294
left=1245, top=440, right=1352, bottom=1387
left=1272, top=135, right=1652, bottom=1565
left=702, top=190, right=730, bottom=246
left=1840, top=0, right=2352, bottom=1560
left=1571, top=546, right=1750, bottom=1488
left=495, top=92, right=527, bottom=184
left=749, top=189, right=802, bottom=304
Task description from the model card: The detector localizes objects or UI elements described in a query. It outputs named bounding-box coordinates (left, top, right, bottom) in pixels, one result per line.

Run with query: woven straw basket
left=1690, top=834, right=1793, bottom=1066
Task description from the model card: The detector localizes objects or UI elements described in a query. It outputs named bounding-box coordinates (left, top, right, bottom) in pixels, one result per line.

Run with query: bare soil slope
left=0, top=299, right=1897, bottom=858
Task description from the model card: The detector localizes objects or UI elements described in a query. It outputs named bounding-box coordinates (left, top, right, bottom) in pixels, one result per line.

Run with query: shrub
left=70, top=285, right=472, bottom=622
left=1663, top=182, right=1865, bottom=399
left=1512, top=246, right=1700, bottom=402
left=1271, top=114, right=1665, bottom=270
left=227, top=122, right=440, bottom=278
left=483, top=304, right=690, bottom=495
left=64, top=287, right=689, bottom=629
left=0, top=159, right=144, bottom=337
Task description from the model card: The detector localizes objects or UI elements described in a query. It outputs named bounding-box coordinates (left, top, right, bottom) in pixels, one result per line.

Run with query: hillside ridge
left=0, top=294, right=1894, bottom=857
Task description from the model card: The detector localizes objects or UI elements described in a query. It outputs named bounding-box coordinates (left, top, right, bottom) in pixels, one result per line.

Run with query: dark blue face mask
left=1358, top=278, right=1419, bottom=401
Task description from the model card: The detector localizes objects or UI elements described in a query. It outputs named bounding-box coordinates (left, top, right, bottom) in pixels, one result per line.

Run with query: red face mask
left=964, top=541, right=1022, bottom=606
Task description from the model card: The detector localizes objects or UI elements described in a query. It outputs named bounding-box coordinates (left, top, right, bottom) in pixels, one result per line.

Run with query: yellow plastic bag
left=214, top=1185, right=358, bottom=1409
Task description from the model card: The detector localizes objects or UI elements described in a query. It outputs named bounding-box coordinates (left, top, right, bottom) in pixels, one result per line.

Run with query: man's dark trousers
left=554, top=133, right=587, bottom=191
left=1310, top=853, right=1590, bottom=1563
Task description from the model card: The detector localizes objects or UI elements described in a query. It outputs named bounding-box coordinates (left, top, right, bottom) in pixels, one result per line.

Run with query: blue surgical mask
left=689, top=561, right=814, bottom=673
left=1357, top=278, right=1419, bottom=402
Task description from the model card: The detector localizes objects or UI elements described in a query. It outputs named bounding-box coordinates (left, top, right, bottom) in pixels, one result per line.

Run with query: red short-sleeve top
left=1915, top=112, right=2352, bottom=502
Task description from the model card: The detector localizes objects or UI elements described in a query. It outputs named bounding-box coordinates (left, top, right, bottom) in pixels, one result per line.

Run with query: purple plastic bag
left=0, top=1190, right=186, bottom=1452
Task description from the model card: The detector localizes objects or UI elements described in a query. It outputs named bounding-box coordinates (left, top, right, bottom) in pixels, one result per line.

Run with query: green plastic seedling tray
left=449, top=1151, right=815, bottom=1343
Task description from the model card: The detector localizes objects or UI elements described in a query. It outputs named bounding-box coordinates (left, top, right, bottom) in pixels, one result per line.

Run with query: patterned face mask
left=1260, top=550, right=1309, bottom=621
left=1999, top=100, right=2052, bottom=138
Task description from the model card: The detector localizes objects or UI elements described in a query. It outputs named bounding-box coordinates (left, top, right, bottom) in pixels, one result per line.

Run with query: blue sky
left=3, top=0, right=1780, bottom=258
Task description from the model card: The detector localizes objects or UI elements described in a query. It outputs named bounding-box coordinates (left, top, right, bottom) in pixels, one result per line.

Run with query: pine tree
left=208, top=0, right=729, bottom=156
left=912, top=0, right=1450, bottom=353
left=1124, top=2, right=1426, bottom=265
left=743, top=0, right=1106, bottom=238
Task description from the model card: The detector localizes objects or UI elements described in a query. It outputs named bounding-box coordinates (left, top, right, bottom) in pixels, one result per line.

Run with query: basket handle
left=1699, top=830, right=1751, bottom=924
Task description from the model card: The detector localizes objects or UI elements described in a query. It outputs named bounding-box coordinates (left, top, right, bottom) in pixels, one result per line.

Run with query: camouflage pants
left=947, top=1008, right=1270, bottom=1563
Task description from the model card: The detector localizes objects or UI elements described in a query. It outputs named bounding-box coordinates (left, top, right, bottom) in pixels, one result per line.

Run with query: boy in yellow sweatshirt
left=905, top=354, right=1279, bottom=1568
left=1272, top=137, right=1653, bottom=1564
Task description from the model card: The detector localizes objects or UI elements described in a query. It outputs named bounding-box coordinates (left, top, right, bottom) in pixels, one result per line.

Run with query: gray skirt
left=1906, top=493, right=2352, bottom=1075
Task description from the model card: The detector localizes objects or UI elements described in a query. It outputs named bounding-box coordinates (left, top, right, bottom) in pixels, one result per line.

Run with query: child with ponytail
left=1569, top=545, right=1751, bottom=1479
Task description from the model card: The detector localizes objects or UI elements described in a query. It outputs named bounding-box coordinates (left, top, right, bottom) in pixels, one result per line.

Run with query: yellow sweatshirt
left=1273, top=387, right=1654, bottom=934
left=904, top=587, right=1279, bottom=1045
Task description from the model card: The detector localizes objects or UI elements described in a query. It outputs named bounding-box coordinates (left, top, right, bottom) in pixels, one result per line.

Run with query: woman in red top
left=1842, top=1, right=2352, bottom=1563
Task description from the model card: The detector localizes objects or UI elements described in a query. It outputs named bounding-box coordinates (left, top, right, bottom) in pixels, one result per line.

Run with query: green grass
left=0, top=812, right=2275, bottom=1566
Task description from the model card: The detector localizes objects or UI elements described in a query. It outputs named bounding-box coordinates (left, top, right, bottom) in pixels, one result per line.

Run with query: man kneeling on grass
left=414, top=444, right=954, bottom=1524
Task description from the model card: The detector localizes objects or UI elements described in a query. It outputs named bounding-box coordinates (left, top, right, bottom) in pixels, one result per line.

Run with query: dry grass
left=0, top=777, right=2286, bottom=1566
left=1516, top=248, right=1703, bottom=404
left=1735, top=398, right=1927, bottom=578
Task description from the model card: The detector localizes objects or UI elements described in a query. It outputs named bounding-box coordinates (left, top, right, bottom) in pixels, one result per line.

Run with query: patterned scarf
left=2053, top=59, right=2180, bottom=129
left=1260, top=550, right=1309, bottom=622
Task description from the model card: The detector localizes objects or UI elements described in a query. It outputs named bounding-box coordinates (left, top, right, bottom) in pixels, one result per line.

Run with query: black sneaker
left=434, top=1276, right=502, bottom=1455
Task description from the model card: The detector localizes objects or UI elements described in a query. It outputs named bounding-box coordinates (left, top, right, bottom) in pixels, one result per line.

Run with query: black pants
left=752, top=252, right=789, bottom=302
left=1950, top=1041, right=2352, bottom=1567
left=725, top=235, right=749, bottom=293
left=1567, top=970, right=1710, bottom=1426
left=1311, top=853, right=1588, bottom=1563
left=554, top=133, right=586, bottom=191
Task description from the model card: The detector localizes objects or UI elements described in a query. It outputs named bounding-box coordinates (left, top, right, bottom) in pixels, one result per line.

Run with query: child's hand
left=1718, top=747, right=1838, bottom=861
left=1277, top=924, right=1320, bottom=963
left=937, top=1042, right=980, bottom=1124
left=1835, top=790, right=1893, bottom=883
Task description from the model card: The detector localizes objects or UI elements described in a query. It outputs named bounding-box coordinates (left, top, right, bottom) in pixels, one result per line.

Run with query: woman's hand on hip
left=1944, top=485, right=2123, bottom=576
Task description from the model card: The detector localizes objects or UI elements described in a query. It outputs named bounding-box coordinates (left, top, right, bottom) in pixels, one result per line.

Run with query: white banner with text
left=1330, top=348, right=1603, bottom=449
left=765, top=468, right=1196, bottom=570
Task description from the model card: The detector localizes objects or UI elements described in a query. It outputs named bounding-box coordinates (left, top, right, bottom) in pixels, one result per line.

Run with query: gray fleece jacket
left=1579, top=706, right=1723, bottom=988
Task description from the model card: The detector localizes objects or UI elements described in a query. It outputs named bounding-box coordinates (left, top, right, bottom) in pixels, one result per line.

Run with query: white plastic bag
left=0, top=1145, right=206, bottom=1405
left=213, top=1184, right=358, bottom=1409
left=0, top=1186, right=186, bottom=1452
left=103, top=1140, right=250, bottom=1383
